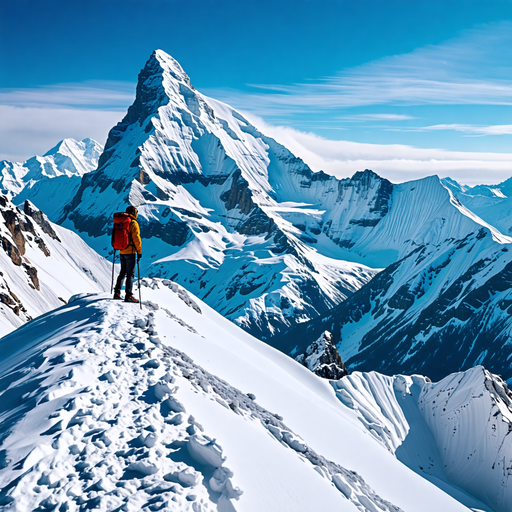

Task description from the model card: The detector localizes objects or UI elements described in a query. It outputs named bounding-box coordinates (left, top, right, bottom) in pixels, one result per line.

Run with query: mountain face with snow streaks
left=28, top=49, right=511, bottom=346
left=273, top=225, right=512, bottom=381
left=442, top=176, right=512, bottom=238
left=0, top=284, right=493, bottom=511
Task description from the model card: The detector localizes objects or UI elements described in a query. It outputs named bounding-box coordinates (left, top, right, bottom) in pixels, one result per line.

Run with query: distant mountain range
left=2, top=49, right=512, bottom=382
left=1, top=49, right=512, bottom=511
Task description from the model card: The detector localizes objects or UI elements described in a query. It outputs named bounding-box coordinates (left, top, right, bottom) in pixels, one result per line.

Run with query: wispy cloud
left=207, top=22, right=512, bottom=116
left=0, top=81, right=135, bottom=110
left=0, top=81, right=134, bottom=161
left=389, top=123, right=512, bottom=136
left=243, top=113, right=512, bottom=187
left=338, top=114, right=417, bottom=122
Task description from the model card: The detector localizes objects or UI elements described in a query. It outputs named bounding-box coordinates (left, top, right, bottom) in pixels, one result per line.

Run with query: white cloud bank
left=0, top=105, right=123, bottom=161
left=245, top=114, right=512, bottom=187
left=0, top=81, right=134, bottom=161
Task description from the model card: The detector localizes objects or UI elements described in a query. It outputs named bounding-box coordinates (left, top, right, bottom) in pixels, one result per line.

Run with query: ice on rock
left=146, top=381, right=174, bottom=402
left=133, top=432, right=158, bottom=448
left=134, top=318, right=147, bottom=329
left=161, top=396, right=187, bottom=414
left=332, top=474, right=353, bottom=499
left=187, top=434, right=225, bottom=468
left=209, top=466, right=243, bottom=500
left=99, top=370, right=115, bottom=383
left=165, top=412, right=185, bottom=425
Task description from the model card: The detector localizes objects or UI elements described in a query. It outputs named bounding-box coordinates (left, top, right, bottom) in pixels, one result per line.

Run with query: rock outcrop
left=295, top=331, right=348, bottom=380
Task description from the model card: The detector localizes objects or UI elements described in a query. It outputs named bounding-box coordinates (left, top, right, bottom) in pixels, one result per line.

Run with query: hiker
left=112, top=205, right=142, bottom=303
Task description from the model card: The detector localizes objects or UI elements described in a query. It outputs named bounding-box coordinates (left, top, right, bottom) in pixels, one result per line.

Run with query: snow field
left=1, top=283, right=410, bottom=512
left=0, top=295, right=239, bottom=511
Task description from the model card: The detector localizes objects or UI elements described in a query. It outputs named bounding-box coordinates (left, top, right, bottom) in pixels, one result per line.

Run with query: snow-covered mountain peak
left=43, top=137, right=101, bottom=162
left=54, top=50, right=380, bottom=340
left=153, top=49, right=194, bottom=88
left=0, top=138, right=102, bottom=200
left=26, top=137, right=101, bottom=179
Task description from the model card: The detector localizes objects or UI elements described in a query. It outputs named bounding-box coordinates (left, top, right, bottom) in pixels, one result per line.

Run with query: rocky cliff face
left=0, top=196, right=111, bottom=336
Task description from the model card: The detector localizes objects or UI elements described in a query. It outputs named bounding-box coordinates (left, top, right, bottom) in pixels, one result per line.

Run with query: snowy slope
left=332, top=367, right=512, bottom=512
left=0, top=195, right=111, bottom=336
left=0, top=138, right=102, bottom=220
left=0, top=282, right=494, bottom=511
left=273, top=226, right=512, bottom=381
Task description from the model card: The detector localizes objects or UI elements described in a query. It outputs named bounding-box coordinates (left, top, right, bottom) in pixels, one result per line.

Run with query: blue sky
left=1, top=0, right=511, bottom=184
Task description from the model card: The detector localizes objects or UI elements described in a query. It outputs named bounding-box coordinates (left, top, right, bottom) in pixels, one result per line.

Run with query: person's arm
left=131, top=220, right=142, bottom=256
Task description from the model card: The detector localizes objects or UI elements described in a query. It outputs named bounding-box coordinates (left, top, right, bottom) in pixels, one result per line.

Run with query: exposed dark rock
left=1, top=237, right=22, bottom=266
left=295, top=331, right=348, bottom=380
left=349, top=218, right=381, bottom=227
left=220, top=170, right=254, bottom=215
left=143, top=218, right=191, bottom=246
left=173, top=208, right=202, bottom=219
left=23, top=264, right=40, bottom=290
left=0, top=283, right=28, bottom=318
left=67, top=212, right=109, bottom=239
left=1, top=209, right=26, bottom=256
left=138, top=170, right=151, bottom=185
left=238, top=211, right=275, bottom=236
left=0, top=293, right=15, bottom=306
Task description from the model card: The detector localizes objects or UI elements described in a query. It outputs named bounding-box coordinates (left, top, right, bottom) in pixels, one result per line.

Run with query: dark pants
left=115, top=253, right=136, bottom=296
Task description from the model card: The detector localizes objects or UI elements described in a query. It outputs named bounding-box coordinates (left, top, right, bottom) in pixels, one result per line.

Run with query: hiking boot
left=113, top=290, right=122, bottom=300
left=124, top=294, right=139, bottom=304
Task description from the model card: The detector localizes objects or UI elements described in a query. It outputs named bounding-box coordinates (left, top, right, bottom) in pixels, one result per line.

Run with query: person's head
left=126, top=205, right=138, bottom=219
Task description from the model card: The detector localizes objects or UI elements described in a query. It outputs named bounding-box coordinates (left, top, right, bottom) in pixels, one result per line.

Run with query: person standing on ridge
left=112, top=205, right=142, bottom=303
